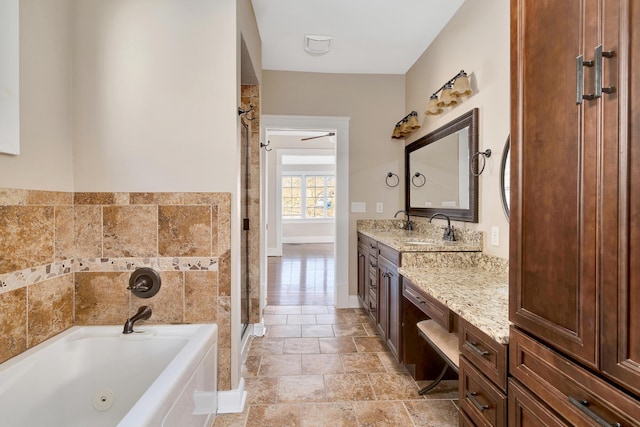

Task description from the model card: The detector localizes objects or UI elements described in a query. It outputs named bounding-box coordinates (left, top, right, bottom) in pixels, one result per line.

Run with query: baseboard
left=267, top=247, right=282, bottom=257
left=348, top=294, right=362, bottom=308
left=217, top=378, right=247, bottom=414
left=282, top=236, right=335, bottom=244
left=252, top=322, right=266, bottom=337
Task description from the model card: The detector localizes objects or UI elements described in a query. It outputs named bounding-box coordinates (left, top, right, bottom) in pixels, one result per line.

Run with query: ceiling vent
left=304, top=34, right=332, bottom=55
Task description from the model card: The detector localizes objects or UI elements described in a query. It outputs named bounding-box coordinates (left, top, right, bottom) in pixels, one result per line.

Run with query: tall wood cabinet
left=510, top=0, right=640, bottom=423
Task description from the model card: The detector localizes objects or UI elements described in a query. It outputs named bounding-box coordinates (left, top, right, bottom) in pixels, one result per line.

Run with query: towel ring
left=412, top=172, right=426, bottom=187
left=470, top=149, right=492, bottom=176
left=386, top=172, right=399, bottom=187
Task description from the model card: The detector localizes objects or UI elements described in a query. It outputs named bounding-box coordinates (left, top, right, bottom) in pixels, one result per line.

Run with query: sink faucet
left=394, top=210, right=413, bottom=230
left=123, top=305, right=152, bottom=334
left=429, top=213, right=455, bottom=241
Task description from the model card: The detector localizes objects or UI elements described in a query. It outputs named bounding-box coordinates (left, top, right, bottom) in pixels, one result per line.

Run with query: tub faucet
left=429, top=213, right=455, bottom=241
left=394, top=210, right=413, bottom=230
left=123, top=306, right=152, bottom=334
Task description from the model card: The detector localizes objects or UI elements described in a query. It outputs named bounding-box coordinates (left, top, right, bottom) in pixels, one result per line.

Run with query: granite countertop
left=398, top=265, right=510, bottom=344
left=359, top=229, right=482, bottom=252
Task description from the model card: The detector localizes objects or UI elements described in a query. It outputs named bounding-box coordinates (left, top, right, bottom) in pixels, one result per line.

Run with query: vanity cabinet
left=511, top=0, right=640, bottom=420
left=356, top=236, right=368, bottom=310
left=357, top=233, right=378, bottom=322
left=378, top=244, right=401, bottom=361
left=459, top=318, right=508, bottom=427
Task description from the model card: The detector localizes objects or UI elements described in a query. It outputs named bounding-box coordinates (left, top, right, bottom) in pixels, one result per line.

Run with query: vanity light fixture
left=424, top=70, right=474, bottom=116
left=392, top=111, right=421, bottom=139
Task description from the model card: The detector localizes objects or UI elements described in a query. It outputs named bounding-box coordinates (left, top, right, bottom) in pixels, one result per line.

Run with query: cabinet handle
left=577, top=54, right=595, bottom=104
left=466, top=391, right=489, bottom=411
left=594, top=45, right=616, bottom=98
left=568, top=397, right=621, bottom=427
left=404, top=288, right=422, bottom=302
left=464, top=340, right=489, bottom=357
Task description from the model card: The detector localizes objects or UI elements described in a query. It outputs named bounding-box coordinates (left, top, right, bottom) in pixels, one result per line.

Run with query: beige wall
left=405, top=0, right=510, bottom=258
left=262, top=71, right=406, bottom=294
left=0, top=0, right=73, bottom=191
left=71, top=0, right=239, bottom=193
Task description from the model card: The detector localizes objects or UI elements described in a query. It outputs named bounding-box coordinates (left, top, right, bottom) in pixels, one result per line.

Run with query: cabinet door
left=601, top=1, right=640, bottom=396
left=510, top=0, right=599, bottom=367
left=377, top=256, right=391, bottom=341
left=357, top=241, right=367, bottom=305
left=386, top=262, right=401, bottom=362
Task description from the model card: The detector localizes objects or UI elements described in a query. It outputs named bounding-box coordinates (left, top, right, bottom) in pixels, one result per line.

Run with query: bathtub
left=0, top=324, right=217, bottom=427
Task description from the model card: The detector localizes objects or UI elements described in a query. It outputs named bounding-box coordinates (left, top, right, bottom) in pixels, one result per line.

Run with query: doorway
left=260, top=115, right=351, bottom=309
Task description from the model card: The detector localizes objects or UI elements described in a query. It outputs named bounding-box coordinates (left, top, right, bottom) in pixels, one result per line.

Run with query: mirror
left=500, top=136, right=510, bottom=220
left=405, top=108, right=479, bottom=222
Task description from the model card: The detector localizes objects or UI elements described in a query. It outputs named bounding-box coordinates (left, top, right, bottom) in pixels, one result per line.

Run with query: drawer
left=459, top=356, right=507, bottom=427
left=508, top=378, right=570, bottom=427
left=510, top=327, right=640, bottom=427
left=378, top=243, right=400, bottom=265
left=460, top=318, right=508, bottom=392
left=367, top=289, right=377, bottom=319
left=459, top=410, right=477, bottom=427
left=368, top=239, right=378, bottom=256
left=403, top=279, right=452, bottom=331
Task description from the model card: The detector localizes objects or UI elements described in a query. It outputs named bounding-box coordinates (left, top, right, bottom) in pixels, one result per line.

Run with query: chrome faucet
left=394, top=210, right=413, bottom=231
left=123, top=305, right=152, bottom=334
left=429, top=213, right=455, bottom=241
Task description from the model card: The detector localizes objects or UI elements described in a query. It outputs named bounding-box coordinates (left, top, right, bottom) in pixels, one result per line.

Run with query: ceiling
left=251, top=0, right=466, bottom=75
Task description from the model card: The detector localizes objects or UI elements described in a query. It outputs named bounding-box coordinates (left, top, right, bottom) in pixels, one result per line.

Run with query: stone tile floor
left=214, top=305, right=459, bottom=427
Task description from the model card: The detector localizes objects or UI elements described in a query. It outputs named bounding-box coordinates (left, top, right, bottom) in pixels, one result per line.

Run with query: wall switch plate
left=351, top=202, right=366, bottom=213
left=491, top=226, right=500, bottom=246
left=376, top=202, right=383, bottom=213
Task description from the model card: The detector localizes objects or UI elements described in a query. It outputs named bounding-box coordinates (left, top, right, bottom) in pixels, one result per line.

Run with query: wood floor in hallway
left=267, top=243, right=335, bottom=306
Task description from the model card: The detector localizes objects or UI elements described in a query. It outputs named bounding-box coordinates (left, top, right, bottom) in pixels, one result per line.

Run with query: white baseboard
left=267, top=247, right=282, bottom=257
left=252, top=322, right=266, bottom=337
left=348, top=294, right=362, bottom=308
left=217, top=378, right=247, bottom=414
left=282, top=236, right=335, bottom=244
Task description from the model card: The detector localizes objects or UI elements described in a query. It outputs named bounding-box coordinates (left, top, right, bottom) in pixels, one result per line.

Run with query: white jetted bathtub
left=0, top=324, right=218, bottom=427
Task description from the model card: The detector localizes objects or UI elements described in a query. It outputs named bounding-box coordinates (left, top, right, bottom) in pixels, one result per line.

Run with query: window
left=282, top=174, right=335, bottom=220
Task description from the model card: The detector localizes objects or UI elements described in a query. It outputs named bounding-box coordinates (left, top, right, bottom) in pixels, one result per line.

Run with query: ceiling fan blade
left=301, top=132, right=335, bottom=141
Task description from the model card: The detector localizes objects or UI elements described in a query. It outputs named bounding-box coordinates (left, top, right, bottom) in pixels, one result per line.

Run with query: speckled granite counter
left=398, top=266, right=510, bottom=344
left=358, top=229, right=482, bottom=252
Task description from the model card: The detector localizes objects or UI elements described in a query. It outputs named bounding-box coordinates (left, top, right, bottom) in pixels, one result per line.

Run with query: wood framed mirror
left=405, top=108, right=479, bottom=222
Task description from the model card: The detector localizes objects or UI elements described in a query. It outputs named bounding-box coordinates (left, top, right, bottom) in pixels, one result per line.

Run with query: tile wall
left=0, top=189, right=232, bottom=390
left=241, top=84, right=261, bottom=325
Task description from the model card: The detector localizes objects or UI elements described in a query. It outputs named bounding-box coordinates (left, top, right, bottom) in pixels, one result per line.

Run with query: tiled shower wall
left=0, top=189, right=232, bottom=390
left=241, top=84, right=261, bottom=324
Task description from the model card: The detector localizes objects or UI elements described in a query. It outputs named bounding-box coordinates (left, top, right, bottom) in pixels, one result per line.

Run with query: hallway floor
left=213, top=305, right=459, bottom=426
left=267, top=243, right=335, bottom=306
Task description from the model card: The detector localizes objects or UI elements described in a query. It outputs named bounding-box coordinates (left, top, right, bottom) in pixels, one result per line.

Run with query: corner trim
left=217, top=378, right=247, bottom=414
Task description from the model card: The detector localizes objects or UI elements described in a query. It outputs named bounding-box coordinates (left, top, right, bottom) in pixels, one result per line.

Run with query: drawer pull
left=465, top=341, right=489, bottom=357
left=405, top=288, right=423, bottom=302
left=568, top=397, right=621, bottom=427
left=466, top=391, right=489, bottom=411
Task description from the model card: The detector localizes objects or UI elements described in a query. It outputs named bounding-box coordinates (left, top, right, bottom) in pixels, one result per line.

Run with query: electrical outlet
left=491, top=226, right=500, bottom=246
left=376, top=202, right=383, bottom=213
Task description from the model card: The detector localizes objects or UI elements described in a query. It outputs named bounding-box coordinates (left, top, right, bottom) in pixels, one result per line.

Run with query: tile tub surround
left=0, top=189, right=232, bottom=390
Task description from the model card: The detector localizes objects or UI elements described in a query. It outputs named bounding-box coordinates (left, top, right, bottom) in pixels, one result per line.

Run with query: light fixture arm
left=429, top=70, right=468, bottom=99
